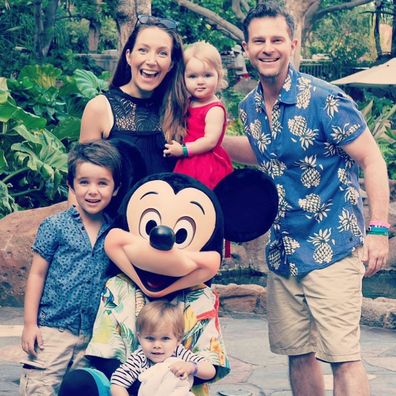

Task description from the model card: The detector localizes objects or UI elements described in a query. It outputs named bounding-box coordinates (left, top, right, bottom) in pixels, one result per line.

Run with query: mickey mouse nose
left=149, top=225, right=175, bottom=251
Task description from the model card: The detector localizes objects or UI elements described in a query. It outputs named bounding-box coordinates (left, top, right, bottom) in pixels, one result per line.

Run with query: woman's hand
left=163, top=140, right=183, bottom=157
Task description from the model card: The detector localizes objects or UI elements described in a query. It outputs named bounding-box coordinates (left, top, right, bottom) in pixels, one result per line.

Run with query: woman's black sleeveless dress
left=104, top=88, right=176, bottom=213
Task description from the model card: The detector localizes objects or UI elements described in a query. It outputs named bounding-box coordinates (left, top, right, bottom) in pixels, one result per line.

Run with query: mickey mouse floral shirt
left=240, top=65, right=367, bottom=278
left=86, top=274, right=230, bottom=396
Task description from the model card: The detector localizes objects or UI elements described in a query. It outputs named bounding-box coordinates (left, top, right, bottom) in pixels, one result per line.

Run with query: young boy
left=110, top=300, right=216, bottom=396
left=20, top=140, right=122, bottom=396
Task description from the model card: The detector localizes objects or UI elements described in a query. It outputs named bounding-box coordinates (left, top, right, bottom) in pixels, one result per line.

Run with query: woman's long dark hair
left=111, top=22, right=188, bottom=143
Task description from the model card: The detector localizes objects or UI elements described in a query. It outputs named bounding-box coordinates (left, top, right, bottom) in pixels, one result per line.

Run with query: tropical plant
left=360, top=98, right=396, bottom=179
left=0, top=64, right=110, bottom=217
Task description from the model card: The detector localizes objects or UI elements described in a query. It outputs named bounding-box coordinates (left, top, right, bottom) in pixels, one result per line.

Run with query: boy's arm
left=21, top=252, right=49, bottom=357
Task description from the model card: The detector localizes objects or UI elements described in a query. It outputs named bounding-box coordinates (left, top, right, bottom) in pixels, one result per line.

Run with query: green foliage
left=152, top=0, right=244, bottom=50
left=360, top=98, right=396, bottom=179
left=0, top=65, right=109, bottom=217
left=222, top=88, right=244, bottom=121
left=307, top=6, right=375, bottom=64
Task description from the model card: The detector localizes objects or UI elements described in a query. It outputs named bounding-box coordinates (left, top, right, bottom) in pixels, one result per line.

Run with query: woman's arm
left=21, top=253, right=49, bottom=357
left=80, top=95, right=113, bottom=142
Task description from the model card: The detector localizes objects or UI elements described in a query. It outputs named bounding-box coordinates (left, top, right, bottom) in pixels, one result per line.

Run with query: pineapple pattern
left=331, top=123, right=361, bottom=144
left=288, top=115, right=317, bottom=150
left=308, top=229, right=334, bottom=264
left=324, top=95, right=339, bottom=118
left=338, top=209, right=363, bottom=239
left=271, top=103, right=282, bottom=139
left=298, top=155, right=322, bottom=188
left=239, top=65, right=367, bottom=277
left=298, top=193, right=332, bottom=222
left=248, top=119, right=271, bottom=152
left=272, top=185, right=291, bottom=232
left=260, top=159, right=287, bottom=179
left=283, top=234, right=300, bottom=255
left=296, top=77, right=312, bottom=109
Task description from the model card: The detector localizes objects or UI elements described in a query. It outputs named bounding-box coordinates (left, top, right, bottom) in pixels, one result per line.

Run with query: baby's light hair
left=184, top=41, right=228, bottom=91
left=136, top=300, right=184, bottom=341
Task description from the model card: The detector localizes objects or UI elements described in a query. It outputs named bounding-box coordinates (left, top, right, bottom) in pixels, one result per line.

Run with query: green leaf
left=0, top=100, right=17, bottom=122
left=0, top=97, right=46, bottom=128
left=12, top=124, right=41, bottom=144
left=74, top=69, right=108, bottom=99
left=52, top=116, right=81, bottom=141
left=0, top=149, right=7, bottom=172
left=19, top=64, right=62, bottom=89
left=0, top=78, right=9, bottom=103
left=0, top=181, right=18, bottom=218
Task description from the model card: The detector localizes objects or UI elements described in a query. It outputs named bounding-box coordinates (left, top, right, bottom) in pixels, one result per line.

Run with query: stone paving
left=0, top=307, right=395, bottom=396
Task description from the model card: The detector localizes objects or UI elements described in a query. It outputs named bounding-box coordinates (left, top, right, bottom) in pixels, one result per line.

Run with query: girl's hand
left=21, top=324, right=43, bottom=357
left=163, top=140, right=183, bottom=157
left=168, top=360, right=196, bottom=380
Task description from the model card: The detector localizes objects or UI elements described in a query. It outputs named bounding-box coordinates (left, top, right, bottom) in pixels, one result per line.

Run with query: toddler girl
left=163, top=41, right=233, bottom=190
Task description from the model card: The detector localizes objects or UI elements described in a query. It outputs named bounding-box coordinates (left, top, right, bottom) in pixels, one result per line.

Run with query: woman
left=76, top=15, right=188, bottom=211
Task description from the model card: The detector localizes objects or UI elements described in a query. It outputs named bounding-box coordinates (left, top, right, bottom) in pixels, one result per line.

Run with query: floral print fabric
left=86, top=274, right=230, bottom=396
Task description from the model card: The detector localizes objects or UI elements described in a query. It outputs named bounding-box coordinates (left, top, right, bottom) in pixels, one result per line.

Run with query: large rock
left=361, top=297, right=396, bottom=330
left=0, top=202, right=67, bottom=306
left=214, top=283, right=267, bottom=316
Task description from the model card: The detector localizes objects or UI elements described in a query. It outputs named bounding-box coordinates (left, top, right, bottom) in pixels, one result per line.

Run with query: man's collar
left=254, top=65, right=299, bottom=113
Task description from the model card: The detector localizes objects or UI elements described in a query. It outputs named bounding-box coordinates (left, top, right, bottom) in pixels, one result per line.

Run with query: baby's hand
left=163, top=140, right=183, bottom=158
left=21, top=325, right=44, bottom=357
left=169, top=360, right=196, bottom=380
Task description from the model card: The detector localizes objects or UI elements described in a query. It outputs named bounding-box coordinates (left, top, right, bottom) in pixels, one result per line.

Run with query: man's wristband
left=369, top=221, right=390, bottom=228
left=182, top=144, right=189, bottom=158
left=367, top=226, right=389, bottom=236
left=191, top=362, right=198, bottom=376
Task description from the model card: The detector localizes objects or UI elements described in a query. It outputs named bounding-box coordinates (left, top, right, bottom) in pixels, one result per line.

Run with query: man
left=223, top=2, right=389, bottom=395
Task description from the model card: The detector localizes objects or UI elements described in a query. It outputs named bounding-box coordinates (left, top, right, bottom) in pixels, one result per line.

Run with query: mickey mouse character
left=60, top=170, right=278, bottom=396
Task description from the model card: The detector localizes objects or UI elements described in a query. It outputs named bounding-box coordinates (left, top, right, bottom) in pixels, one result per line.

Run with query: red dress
left=174, top=101, right=233, bottom=190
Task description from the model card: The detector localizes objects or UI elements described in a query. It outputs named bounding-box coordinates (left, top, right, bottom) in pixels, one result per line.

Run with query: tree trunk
left=374, top=0, right=383, bottom=59
left=285, top=0, right=320, bottom=69
left=33, top=0, right=59, bottom=61
left=115, top=0, right=151, bottom=51
left=88, top=0, right=103, bottom=52
left=88, top=20, right=101, bottom=52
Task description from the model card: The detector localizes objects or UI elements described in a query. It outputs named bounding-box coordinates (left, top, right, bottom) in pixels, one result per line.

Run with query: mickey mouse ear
left=214, top=169, right=278, bottom=242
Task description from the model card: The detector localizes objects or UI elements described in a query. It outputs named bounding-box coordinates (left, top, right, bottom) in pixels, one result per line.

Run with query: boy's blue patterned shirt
left=240, top=66, right=367, bottom=277
left=32, top=206, right=112, bottom=335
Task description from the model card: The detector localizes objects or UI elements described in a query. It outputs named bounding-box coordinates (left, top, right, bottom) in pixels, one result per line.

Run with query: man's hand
left=362, top=234, right=389, bottom=277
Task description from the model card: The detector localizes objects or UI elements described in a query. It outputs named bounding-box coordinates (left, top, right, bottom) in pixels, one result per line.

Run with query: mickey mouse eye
left=174, top=217, right=195, bottom=249
left=139, top=209, right=161, bottom=239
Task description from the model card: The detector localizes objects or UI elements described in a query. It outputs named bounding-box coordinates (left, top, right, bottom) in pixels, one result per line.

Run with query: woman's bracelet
left=182, top=144, right=189, bottom=158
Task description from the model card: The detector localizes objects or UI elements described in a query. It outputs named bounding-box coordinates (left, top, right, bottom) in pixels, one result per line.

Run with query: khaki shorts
left=19, top=326, right=91, bottom=396
left=267, top=248, right=365, bottom=363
